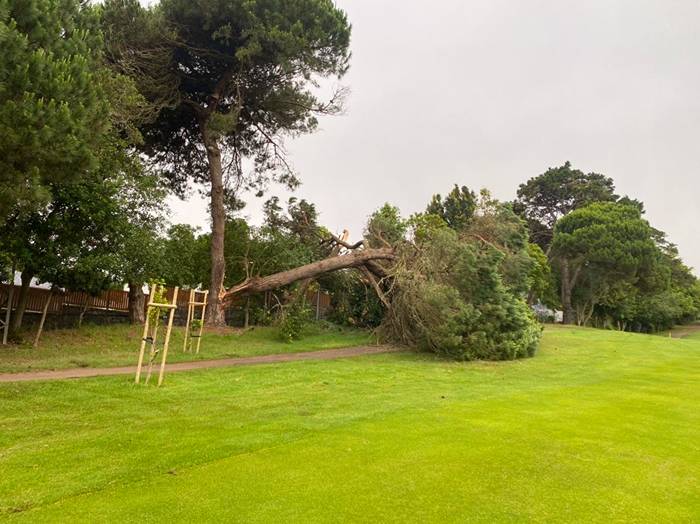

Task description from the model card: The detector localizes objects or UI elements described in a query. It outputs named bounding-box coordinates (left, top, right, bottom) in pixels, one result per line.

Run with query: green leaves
left=0, top=0, right=110, bottom=219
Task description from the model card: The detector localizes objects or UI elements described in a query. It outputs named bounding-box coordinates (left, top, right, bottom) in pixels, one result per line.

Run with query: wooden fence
left=0, top=284, right=332, bottom=316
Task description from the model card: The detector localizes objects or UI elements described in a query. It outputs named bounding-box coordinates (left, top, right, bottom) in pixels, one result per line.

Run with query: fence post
left=33, top=289, right=53, bottom=348
left=315, top=288, right=321, bottom=320
left=2, top=276, right=15, bottom=345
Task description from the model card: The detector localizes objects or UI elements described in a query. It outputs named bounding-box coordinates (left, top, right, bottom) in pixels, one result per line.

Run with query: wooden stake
left=144, top=308, right=161, bottom=385
left=145, top=284, right=166, bottom=385
left=134, top=298, right=152, bottom=384
left=195, top=290, right=208, bottom=354
left=157, top=287, right=179, bottom=386
left=33, top=289, right=53, bottom=348
left=183, top=289, right=194, bottom=352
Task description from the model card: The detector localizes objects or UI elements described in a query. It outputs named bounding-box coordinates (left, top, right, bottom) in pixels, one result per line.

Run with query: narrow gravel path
left=0, top=345, right=401, bottom=383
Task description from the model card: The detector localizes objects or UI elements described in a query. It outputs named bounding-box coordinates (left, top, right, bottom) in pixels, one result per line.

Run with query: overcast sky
left=169, top=0, right=700, bottom=273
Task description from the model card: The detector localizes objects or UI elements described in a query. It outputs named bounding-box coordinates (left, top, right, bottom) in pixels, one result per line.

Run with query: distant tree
left=525, top=242, right=557, bottom=307
left=0, top=0, right=110, bottom=221
left=159, top=225, right=206, bottom=289
left=515, top=162, right=617, bottom=250
left=426, top=185, right=477, bottom=231
left=551, top=202, right=656, bottom=325
left=101, top=0, right=352, bottom=325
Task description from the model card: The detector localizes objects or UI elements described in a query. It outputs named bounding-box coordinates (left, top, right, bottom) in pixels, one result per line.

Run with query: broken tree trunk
left=221, top=247, right=395, bottom=307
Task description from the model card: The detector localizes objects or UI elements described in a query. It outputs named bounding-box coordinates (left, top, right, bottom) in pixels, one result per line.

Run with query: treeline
left=514, top=162, right=699, bottom=331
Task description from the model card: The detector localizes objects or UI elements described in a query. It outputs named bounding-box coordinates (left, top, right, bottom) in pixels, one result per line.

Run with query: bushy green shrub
left=276, top=302, right=313, bottom=342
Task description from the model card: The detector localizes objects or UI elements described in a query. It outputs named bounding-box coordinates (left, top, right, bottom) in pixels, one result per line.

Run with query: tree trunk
left=560, top=259, right=575, bottom=325
left=128, top=282, right=145, bottom=324
left=201, top=126, right=227, bottom=326
left=11, top=270, right=34, bottom=332
left=222, top=248, right=395, bottom=306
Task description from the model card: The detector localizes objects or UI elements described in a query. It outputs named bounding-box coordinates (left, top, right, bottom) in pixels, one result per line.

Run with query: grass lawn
left=0, top=323, right=373, bottom=373
left=0, top=326, right=698, bottom=522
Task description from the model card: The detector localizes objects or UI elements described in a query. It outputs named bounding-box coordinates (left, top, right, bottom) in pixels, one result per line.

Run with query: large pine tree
left=101, top=0, right=352, bottom=324
left=0, top=0, right=110, bottom=221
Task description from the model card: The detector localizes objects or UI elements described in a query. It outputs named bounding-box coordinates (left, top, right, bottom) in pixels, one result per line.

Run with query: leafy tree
left=0, top=0, right=110, bottom=221
left=0, top=151, right=161, bottom=331
left=102, top=0, right=352, bottom=325
left=365, top=204, right=407, bottom=248
left=159, top=224, right=207, bottom=289
left=114, top=173, right=168, bottom=324
left=525, top=242, right=557, bottom=307
left=551, top=202, right=657, bottom=325
left=515, top=162, right=617, bottom=250
left=426, top=184, right=477, bottom=231
left=592, top=235, right=699, bottom=331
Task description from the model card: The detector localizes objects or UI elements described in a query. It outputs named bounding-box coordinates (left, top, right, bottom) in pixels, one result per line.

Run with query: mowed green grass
left=1, top=326, right=699, bottom=522
left=0, top=323, right=372, bottom=373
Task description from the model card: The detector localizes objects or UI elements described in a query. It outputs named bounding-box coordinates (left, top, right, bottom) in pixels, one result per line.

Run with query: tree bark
left=11, top=270, right=34, bottom=332
left=561, top=260, right=574, bottom=324
left=222, top=248, right=395, bottom=306
left=560, top=259, right=582, bottom=325
left=128, top=282, right=145, bottom=324
left=201, top=125, right=227, bottom=326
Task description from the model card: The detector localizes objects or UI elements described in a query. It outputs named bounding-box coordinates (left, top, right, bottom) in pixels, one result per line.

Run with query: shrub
left=276, top=302, right=313, bottom=342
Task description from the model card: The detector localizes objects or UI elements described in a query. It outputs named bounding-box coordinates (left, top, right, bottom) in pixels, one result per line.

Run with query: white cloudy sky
left=170, top=0, right=700, bottom=273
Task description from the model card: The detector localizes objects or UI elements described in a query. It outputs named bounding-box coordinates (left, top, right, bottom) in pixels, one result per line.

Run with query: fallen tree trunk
left=221, top=247, right=395, bottom=306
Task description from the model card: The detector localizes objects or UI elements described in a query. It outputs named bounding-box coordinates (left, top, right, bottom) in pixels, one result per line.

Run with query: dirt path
left=0, top=345, right=401, bottom=383
left=668, top=322, right=700, bottom=339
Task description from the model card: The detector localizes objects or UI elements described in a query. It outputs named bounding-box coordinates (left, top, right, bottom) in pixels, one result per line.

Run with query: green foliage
left=0, top=151, right=162, bottom=295
left=277, top=302, right=313, bottom=343
left=552, top=201, right=674, bottom=328
left=515, top=161, right=617, bottom=249
left=381, top=221, right=541, bottom=361
left=147, top=280, right=167, bottom=325
left=526, top=242, right=558, bottom=307
left=0, top=0, right=111, bottom=220
left=103, top=0, right=351, bottom=200
left=365, top=203, right=407, bottom=247
left=425, top=184, right=477, bottom=231
left=159, top=224, right=208, bottom=288
left=324, top=271, right=384, bottom=328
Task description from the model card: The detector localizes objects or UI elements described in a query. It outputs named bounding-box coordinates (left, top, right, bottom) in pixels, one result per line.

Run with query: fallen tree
left=221, top=246, right=394, bottom=307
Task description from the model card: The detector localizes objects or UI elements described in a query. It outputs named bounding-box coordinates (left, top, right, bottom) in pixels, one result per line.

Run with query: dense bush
left=276, top=302, right=313, bottom=342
